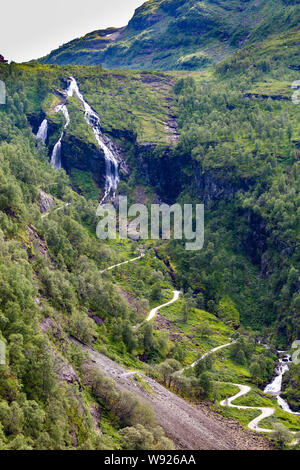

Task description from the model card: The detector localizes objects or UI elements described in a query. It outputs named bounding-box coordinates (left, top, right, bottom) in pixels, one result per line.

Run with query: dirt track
left=78, top=343, right=273, bottom=450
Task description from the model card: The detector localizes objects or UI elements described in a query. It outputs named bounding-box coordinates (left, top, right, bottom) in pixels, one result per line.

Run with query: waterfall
left=36, top=119, right=48, bottom=146
left=264, top=352, right=300, bottom=415
left=50, top=133, right=63, bottom=169
left=50, top=104, right=70, bottom=169
left=66, top=76, right=120, bottom=202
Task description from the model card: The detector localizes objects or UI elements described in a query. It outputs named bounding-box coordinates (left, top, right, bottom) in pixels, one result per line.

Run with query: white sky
left=0, top=0, right=146, bottom=63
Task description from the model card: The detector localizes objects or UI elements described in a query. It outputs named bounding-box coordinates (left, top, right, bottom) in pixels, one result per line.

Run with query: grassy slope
left=5, top=63, right=177, bottom=145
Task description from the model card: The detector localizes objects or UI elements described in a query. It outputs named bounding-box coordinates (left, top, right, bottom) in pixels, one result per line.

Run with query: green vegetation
left=282, top=363, right=300, bottom=412
left=0, top=0, right=299, bottom=450
left=164, top=53, right=300, bottom=341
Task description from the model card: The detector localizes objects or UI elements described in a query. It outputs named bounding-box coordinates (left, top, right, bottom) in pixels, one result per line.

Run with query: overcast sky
left=0, top=0, right=145, bottom=63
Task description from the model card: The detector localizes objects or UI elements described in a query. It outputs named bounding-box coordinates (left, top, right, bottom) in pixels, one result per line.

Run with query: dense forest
left=41, top=0, right=300, bottom=70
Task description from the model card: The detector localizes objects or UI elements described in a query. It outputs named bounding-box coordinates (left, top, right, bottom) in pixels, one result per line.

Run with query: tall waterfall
left=66, top=76, right=120, bottom=202
left=50, top=104, right=70, bottom=170
left=51, top=134, right=63, bottom=169
left=36, top=119, right=48, bottom=146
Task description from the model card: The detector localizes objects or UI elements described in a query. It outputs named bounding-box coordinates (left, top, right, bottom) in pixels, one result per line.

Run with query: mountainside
left=40, top=0, right=300, bottom=70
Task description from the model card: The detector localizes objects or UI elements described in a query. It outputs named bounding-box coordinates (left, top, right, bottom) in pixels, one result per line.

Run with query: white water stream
left=50, top=77, right=120, bottom=202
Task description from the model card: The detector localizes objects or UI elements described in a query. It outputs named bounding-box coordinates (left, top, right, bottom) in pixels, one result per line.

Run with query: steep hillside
left=40, top=0, right=300, bottom=70
left=0, top=62, right=183, bottom=450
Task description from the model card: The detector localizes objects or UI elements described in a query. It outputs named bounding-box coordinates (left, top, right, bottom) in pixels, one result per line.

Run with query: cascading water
left=66, top=76, right=120, bottom=202
left=50, top=104, right=70, bottom=170
left=36, top=119, right=48, bottom=146
left=264, top=352, right=300, bottom=415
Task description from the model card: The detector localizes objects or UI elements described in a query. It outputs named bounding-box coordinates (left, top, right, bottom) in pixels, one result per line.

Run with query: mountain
left=0, top=0, right=300, bottom=452
left=40, top=0, right=300, bottom=70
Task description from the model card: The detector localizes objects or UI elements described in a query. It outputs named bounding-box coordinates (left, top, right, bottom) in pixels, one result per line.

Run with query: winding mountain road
left=193, top=345, right=298, bottom=440
left=76, top=284, right=272, bottom=449
left=145, top=292, right=298, bottom=440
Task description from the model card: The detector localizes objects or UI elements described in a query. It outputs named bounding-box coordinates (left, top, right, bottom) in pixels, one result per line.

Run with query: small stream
left=264, top=352, right=300, bottom=415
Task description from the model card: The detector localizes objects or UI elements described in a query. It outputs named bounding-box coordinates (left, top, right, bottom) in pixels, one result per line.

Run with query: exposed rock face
left=27, top=112, right=46, bottom=135
left=88, top=312, right=104, bottom=325
left=39, top=317, right=56, bottom=334
left=37, top=190, right=54, bottom=214
left=27, top=113, right=59, bottom=146
left=39, top=318, right=81, bottom=387
left=133, top=144, right=249, bottom=205
left=62, top=134, right=107, bottom=187
left=154, top=314, right=182, bottom=342
left=128, top=11, right=164, bottom=31
left=164, top=116, right=179, bottom=144
left=242, top=209, right=268, bottom=265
